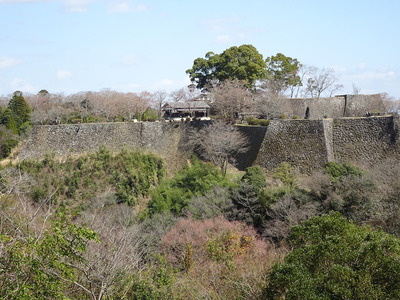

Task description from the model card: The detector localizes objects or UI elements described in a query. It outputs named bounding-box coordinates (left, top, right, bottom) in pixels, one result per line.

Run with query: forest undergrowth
left=0, top=148, right=399, bottom=299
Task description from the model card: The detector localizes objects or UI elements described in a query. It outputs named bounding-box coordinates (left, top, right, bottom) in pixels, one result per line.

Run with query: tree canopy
left=186, top=45, right=267, bottom=90
left=265, top=53, right=301, bottom=96
left=6, top=91, right=32, bottom=134
left=264, top=213, right=400, bottom=299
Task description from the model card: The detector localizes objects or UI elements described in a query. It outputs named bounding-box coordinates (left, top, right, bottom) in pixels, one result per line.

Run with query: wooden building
left=162, top=100, right=210, bottom=119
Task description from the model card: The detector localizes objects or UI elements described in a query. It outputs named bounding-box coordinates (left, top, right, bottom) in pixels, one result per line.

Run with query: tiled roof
left=163, top=100, right=210, bottom=109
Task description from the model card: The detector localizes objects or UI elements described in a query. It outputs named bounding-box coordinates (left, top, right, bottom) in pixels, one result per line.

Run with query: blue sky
left=0, top=0, right=399, bottom=98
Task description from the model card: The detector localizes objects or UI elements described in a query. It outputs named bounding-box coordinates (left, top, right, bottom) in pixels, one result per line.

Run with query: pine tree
left=7, top=91, right=32, bottom=134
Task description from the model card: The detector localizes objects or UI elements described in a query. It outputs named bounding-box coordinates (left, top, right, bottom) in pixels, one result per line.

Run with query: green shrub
left=18, top=148, right=164, bottom=207
left=246, top=117, right=259, bottom=125
left=0, top=210, right=97, bottom=300
left=148, top=159, right=231, bottom=215
left=264, top=213, right=400, bottom=300
left=142, top=107, right=159, bottom=121
left=246, top=117, right=269, bottom=126
left=272, top=162, right=297, bottom=189
left=241, top=165, right=266, bottom=192
left=324, top=162, right=364, bottom=182
left=121, top=256, right=175, bottom=300
left=0, top=138, right=18, bottom=158
left=186, top=186, right=231, bottom=219
left=259, top=119, right=270, bottom=126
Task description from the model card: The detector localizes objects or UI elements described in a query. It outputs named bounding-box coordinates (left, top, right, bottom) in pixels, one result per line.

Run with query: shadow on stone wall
left=235, top=126, right=268, bottom=171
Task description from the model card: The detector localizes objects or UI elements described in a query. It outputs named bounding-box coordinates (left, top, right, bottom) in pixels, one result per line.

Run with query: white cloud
left=108, top=1, right=129, bottom=13
left=339, top=67, right=399, bottom=97
left=121, top=54, right=143, bottom=65
left=0, top=57, right=21, bottom=69
left=10, top=78, right=36, bottom=93
left=216, top=35, right=232, bottom=44
left=357, top=62, right=367, bottom=70
left=0, top=0, right=148, bottom=13
left=133, top=4, right=146, bottom=11
left=151, top=77, right=191, bottom=92
left=202, top=17, right=251, bottom=44
left=107, top=2, right=147, bottom=13
left=202, top=17, right=240, bottom=33
left=56, top=69, right=73, bottom=79
left=346, top=71, right=396, bottom=81
left=111, top=54, right=146, bottom=68
left=0, top=0, right=51, bottom=2
left=63, top=0, right=94, bottom=12
left=0, top=0, right=95, bottom=12
left=332, top=65, right=347, bottom=73
left=110, top=82, right=141, bottom=92
left=151, top=78, right=174, bottom=89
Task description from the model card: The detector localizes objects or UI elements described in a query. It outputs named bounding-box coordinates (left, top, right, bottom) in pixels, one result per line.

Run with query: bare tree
left=152, top=90, right=168, bottom=118
left=260, top=77, right=287, bottom=99
left=211, top=80, right=252, bottom=119
left=255, top=95, right=291, bottom=119
left=169, top=88, right=187, bottom=102
left=380, top=93, right=400, bottom=114
left=352, top=83, right=361, bottom=95
left=192, top=120, right=248, bottom=176
left=169, top=86, right=200, bottom=103
left=293, top=65, right=313, bottom=98
left=304, top=66, right=342, bottom=98
left=74, top=208, right=146, bottom=300
left=131, top=91, right=152, bottom=121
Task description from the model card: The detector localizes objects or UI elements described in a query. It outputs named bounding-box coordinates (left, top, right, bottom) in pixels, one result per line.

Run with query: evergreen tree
left=265, top=213, right=400, bottom=299
left=7, top=91, right=32, bottom=134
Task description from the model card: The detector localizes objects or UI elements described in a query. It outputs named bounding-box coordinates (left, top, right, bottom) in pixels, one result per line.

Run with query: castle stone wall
left=16, top=122, right=183, bottom=161
left=236, top=125, right=268, bottom=170
left=16, top=116, right=399, bottom=172
left=287, top=97, right=345, bottom=119
left=332, top=116, right=400, bottom=166
left=344, top=94, right=387, bottom=117
left=255, top=119, right=329, bottom=173
left=261, top=94, right=385, bottom=120
left=254, top=116, right=399, bottom=172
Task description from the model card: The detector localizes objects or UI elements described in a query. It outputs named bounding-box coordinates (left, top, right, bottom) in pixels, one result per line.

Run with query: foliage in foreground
left=148, top=158, right=232, bottom=215
left=154, top=216, right=274, bottom=299
left=0, top=207, right=97, bottom=299
left=1, top=150, right=399, bottom=299
left=16, top=147, right=164, bottom=207
left=265, top=213, right=400, bottom=300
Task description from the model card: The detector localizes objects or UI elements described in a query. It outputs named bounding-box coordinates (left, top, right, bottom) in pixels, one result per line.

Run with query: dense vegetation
left=0, top=43, right=399, bottom=298
left=0, top=145, right=399, bottom=299
left=17, top=147, right=164, bottom=208
left=265, top=213, right=400, bottom=299
left=0, top=91, right=32, bottom=158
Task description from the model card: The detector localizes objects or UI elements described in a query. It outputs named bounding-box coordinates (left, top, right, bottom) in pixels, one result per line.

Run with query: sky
left=0, top=0, right=399, bottom=98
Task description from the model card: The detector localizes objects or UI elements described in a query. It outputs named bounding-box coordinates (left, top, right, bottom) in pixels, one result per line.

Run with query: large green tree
left=6, top=91, right=32, bottom=134
left=265, top=53, right=301, bottom=97
left=186, top=45, right=267, bottom=90
left=264, top=213, right=400, bottom=299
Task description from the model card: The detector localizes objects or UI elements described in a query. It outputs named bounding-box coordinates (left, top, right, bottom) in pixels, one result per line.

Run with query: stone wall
left=235, top=125, right=268, bottom=170
left=16, top=122, right=185, bottom=161
left=344, top=94, right=387, bottom=117
left=286, top=97, right=345, bottom=119
left=332, top=116, right=400, bottom=166
left=254, top=116, right=399, bottom=172
left=260, top=94, right=385, bottom=120
left=16, top=116, right=400, bottom=173
left=254, top=119, right=330, bottom=173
